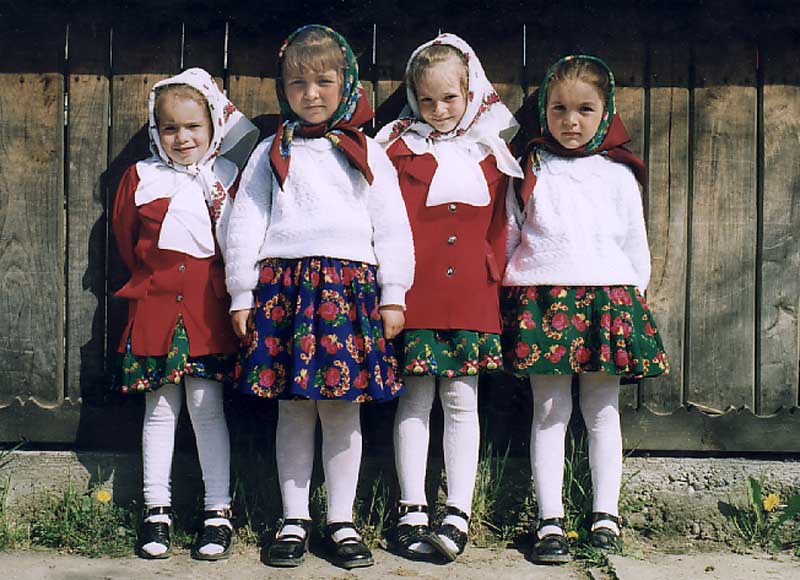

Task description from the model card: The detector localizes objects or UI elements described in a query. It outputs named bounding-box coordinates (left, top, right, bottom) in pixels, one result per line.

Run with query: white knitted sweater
left=503, top=151, right=651, bottom=292
left=224, top=135, right=415, bottom=311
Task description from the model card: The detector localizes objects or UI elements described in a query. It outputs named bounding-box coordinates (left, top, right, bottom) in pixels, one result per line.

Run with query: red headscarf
left=516, top=54, right=646, bottom=208
left=516, top=113, right=646, bottom=207
left=268, top=25, right=375, bottom=189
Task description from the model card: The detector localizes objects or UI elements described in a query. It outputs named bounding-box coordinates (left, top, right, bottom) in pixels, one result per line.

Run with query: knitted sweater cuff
left=379, top=284, right=406, bottom=309
left=229, top=290, right=255, bottom=312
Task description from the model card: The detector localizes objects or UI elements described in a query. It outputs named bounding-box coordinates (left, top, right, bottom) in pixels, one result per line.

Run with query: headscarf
left=517, top=55, right=646, bottom=207
left=375, top=33, right=522, bottom=207
left=269, top=24, right=374, bottom=189
left=135, top=67, right=259, bottom=258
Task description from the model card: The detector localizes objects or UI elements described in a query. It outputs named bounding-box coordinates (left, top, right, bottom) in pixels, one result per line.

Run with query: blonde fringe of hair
left=153, top=84, right=210, bottom=127
left=546, top=58, right=610, bottom=105
left=281, top=27, right=346, bottom=78
left=406, top=44, right=469, bottom=97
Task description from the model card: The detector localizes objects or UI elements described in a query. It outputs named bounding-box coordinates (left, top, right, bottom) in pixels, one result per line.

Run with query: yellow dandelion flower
left=566, top=530, right=579, bottom=540
left=762, top=493, right=780, bottom=512
left=95, top=489, right=112, bottom=504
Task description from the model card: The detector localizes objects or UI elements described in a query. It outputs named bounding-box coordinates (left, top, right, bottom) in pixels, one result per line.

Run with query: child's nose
left=306, top=84, right=320, bottom=99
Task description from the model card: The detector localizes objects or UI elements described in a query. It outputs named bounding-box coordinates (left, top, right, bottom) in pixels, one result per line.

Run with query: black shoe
left=192, top=508, right=234, bottom=561
left=588, top=512, right=623, bottom=552
left=426, top=506, right=469, bottom=562
left=395, top=504, right=435, bottom=561
left=266, top=518, right=312, bottom=567
left=326, top=522, right=374, bottom=570
left=139, top=506, right=173, bottom=560
left=530, top=517, right=570, bottom=564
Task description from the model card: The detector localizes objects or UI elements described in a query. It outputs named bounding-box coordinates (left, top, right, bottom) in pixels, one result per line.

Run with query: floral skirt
left=502, top=285, right=669, bottom=378
left=236, top=257, right=403, bottom=402
left=399, top=329, right=503, bottom=378
left=119, top=316, right=235, bottom=394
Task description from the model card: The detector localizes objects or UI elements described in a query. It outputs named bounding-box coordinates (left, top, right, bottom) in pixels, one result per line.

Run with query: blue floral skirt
left=236, top=257, right=403, bottom=402
left=502, top=285, right=669, bottom=378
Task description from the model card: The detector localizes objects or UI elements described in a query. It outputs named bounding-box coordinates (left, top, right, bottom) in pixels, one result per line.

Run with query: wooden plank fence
left=0, top=0, right=798, bottom=452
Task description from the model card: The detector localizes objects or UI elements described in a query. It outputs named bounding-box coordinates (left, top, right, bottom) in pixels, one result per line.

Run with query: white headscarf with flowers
left=135, top=68, right=259, bottom=258
left=375, top=33, right=522, bottom=207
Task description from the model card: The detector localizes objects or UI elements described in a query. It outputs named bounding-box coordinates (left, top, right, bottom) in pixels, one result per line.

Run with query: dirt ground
left=0, top=543, right=797, bottom=580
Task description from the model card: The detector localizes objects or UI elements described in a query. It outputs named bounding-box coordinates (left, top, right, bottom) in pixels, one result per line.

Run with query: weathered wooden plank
left=759, top=32, right=800, bottom=412
left=0, top=25, right=65, bottom=414
left=66, top=16, right=111, bottom=404
left=622, top=405, right=800, bottom=453
left=183, top=9, right=225, bottom=79
left=227, top=16, right=282, bottom=136
left=687, top=40, right=757, bottom=410
left=640, top=41, right=691, bottom=413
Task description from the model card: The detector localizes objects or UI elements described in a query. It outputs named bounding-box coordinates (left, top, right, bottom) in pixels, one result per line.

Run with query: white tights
left=142, top=376, right=231, bottom=510
left=394, top=375, right=480, bottom=516
left=275, top=399, right=362, bottom=524
left=530, top=373, right=622, bottom=531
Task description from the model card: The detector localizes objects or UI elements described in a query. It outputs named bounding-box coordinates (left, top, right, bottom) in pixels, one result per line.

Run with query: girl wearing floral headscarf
left=224, top=25, right=413, bottom=570
left=503, top=55, right=669, bottom=564
left=112, top=67, right=258, bottom=561
left=376, top=33, right=522, bottom=563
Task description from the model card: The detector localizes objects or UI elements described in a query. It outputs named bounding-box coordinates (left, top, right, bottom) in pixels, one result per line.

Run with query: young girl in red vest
left=224, top=25, right=414, bottom=570
left=376, top=33, right=522, bottom=562
left=113, top=68, right=258, bottom=561
left=503, top=55, right=669, bottom=564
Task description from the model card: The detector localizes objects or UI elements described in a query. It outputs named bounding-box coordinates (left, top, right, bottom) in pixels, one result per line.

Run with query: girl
left=224, top=25, right=414, bottom=570
left=376, top=33, right=522, bottom=562
left=503, top=55, right=669, bottom=564
left=113, top=68, right=259, bottom=560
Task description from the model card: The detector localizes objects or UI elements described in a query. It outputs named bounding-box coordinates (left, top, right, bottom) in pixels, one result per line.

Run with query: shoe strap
left=327, top=521, right=362, bottom=544
left=276, top=518, right=312, bottom=540
left=398, top=504, right=428, bottom=516
left=591, top=512, right=621, bottom=526
left=443, top=505, right=470, bottom=522
left=538, top=517, right=564, bottom=530
left=203, top=508, right=232, bottom=521
left=145, top=505, right=172, bottom=517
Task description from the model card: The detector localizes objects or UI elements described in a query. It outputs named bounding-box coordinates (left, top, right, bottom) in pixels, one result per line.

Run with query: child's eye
left=552, top=105, right=565, bottom=112
left=581, top=106, right=596, bottom=112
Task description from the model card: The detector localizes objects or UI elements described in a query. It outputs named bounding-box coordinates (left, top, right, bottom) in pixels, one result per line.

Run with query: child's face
left=545, top=78, right=605, bottom=150
left=157, top=93, right=212, bottom=165
left=283, top=67, right=343, bottom=125
left=415, top=58, right=467, bottom=133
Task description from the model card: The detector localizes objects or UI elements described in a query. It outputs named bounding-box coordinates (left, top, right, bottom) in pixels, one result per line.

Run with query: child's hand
left=231, top=309, right=253, bottom=338
left=379, top=305, right=405, bottom=339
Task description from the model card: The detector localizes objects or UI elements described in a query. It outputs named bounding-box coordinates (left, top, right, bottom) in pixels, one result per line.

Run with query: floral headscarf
left=135, top=68, right=259, bottom=257
left=269, top=24, right=374, bottom=189
left=516, top=55, right=646, bottom=207
left=376, top=33, right=522, bottom=206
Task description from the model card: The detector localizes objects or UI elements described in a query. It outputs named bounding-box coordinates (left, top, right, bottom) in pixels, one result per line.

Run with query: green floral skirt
left=118, top=316, right=235, bottom=394
left=399, top=329, right=503, bottom=378
left=502, top=285, right=669, bottom=378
